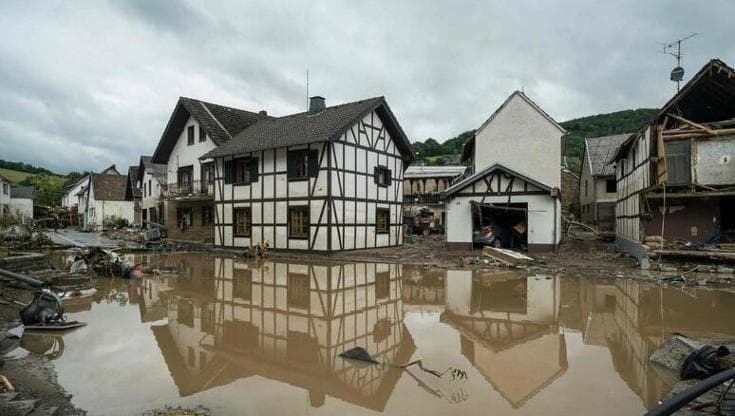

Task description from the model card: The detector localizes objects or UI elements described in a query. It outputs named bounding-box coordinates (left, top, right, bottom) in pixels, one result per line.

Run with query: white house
left=81, top=173, right=134, bottom=229
left=62, top=164, right=121, bottom=209
left=151, top=97, right=270, bottom=242
left=136, top=156, right=167, bottom=227
left=9, top=186, right=35, bottom=223
left=202, top=96, right=415, bottom=252
left=444, top=91, right=565, bottom=252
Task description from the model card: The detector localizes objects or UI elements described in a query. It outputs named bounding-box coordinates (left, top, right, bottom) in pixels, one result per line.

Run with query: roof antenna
left=662, top=33, right=698, bottom=92
left=306, top=69, right=310, bottom=110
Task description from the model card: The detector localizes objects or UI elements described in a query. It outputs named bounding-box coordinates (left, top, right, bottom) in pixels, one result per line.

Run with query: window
left=177, top=166, right=193, bottom=194
left=187, top=125, right=195, bottom=145
left=178, top=299, right=194, bottom=327
left=287, top=149, right=318, bottom=180
left=199, top=126, right=206, bottom=142
left=374, top=166, right=392, bottom=187
left=224, top=158, right=258, bottom=185
left=148, top=179, right=152, bottom=196
left=288, top=206, right=309, bottom=239
left=176, top=207, right=192, bottom=228
left=287, top=273, right=310, bottom=309
left=201, top=162, right=215, bottom=193
left=2, top=183, right=8, bottom=194
left=376, top=208, right=390, bottom=233
left=606, top=179, right=617, bottom=193
left=200, top=302, right=215, bottom=334
left=233, top=268, right=252, bottom=301
left=202, top=206, right=214, bottom=226
left=233, top=208, right=251, bottom=236
left=375, top=271, right=390, bottom=299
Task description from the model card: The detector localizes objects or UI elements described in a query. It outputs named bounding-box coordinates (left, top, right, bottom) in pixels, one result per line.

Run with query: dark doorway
left=721, top=198, right=735, bottom=243
left=471, top=202, right=528, bottom=249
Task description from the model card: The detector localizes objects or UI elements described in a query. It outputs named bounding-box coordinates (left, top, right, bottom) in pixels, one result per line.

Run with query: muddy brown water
left=11, top=253, right=735, bottom=415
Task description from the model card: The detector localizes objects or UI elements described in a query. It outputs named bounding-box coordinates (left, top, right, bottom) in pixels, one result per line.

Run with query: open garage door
left=470, top=201, right=528, bottom=250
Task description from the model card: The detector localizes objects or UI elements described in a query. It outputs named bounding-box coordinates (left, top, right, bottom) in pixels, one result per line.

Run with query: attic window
left=606, top=179, right=616, bottom=193
left=199, top=126, right=206, bottom=142
left=187, top=126, right=195, bottom=146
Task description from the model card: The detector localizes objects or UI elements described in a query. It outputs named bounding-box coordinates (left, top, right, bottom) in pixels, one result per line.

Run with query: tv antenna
left=662, top=33, right=698, bottom=92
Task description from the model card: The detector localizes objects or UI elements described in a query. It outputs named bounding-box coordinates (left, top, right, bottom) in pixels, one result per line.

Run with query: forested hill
left=410, top=108, right=658, bottom=173
left=560, top=108, right=658, bottom=173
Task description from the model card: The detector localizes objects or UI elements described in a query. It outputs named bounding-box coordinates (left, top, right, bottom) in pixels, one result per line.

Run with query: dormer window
left=199, top=126, right=206, bottom=142
left=187, top=126, right=195, bottom=145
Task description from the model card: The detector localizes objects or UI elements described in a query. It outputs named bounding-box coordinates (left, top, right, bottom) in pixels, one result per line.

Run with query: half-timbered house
left=202, top=96, right=414, bottom=252
left=444, top=91, right=565, bottom=252
left=611, top=59, right=735, bottom=267
left=579, top=134, right=628, bottom=231
left=151, top=97, right=270, bottom=242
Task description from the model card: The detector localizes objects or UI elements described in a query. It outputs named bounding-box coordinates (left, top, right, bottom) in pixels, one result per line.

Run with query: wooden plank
left=667, top=113, right=715, bottom=134
left=656, top=123, right=668, bottom=183
left=482, top=246, right=533, bottom=266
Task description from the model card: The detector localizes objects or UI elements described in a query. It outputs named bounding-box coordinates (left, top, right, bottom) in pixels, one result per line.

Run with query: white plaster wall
left=474, top=93, right=563, bottom=188
left=167, top=117, right=217, bottom=185
left=62, top=177, right=89, bottom=208
left=0, top=179, right=10, bottom=207
left=8, top=198, right=33, bottom=222
left=139, top=171, right=163, bottom=211
left=446, top=194, right=560, bottom=245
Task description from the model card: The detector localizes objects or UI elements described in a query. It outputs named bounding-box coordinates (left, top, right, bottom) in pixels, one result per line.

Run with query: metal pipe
left=645, top=368, right=735, bottom=416
left=0, top=267, right=46, bottom=289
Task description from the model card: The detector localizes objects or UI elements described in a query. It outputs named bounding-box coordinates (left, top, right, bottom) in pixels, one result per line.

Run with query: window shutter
left=224, top=160, right=234, bottom=184
left=373, top=166, right=379, bottom=184
left=249, top=157, right=259, bottom=183
left=308, top=150, right=319, bottom=177
left=387, top=168, right=392, bottom=185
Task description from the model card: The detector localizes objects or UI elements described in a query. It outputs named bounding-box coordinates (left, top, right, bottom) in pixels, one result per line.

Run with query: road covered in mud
left=3, top=252, right=734, bottom=415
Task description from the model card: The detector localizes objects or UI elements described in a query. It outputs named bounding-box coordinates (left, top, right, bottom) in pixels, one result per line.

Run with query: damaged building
left=444, top=91, right=565, bottom=252
left=579, top=134, right=629, bottom=231
left=612, top=58, right=735, bottom=266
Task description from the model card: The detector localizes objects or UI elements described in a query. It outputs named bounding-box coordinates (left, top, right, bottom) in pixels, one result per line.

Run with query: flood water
left=15, top=253, right=735, bottom=415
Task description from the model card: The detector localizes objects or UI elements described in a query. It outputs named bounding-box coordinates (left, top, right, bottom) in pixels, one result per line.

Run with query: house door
left=142, top=209, right=147, bottom=227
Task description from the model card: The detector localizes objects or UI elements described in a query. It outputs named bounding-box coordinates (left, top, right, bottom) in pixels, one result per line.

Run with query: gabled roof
left=10, top=186, right=35, bottom=199
left=99, top=164, right=120, bottom=175
left=404, top=165, right=467, bottom=179
left=151, top=97, right=271, bottom=164
left=90, top=173, right=128, bottom=201
left=613, top=58, right=735, bottom=161
left=584, top=134, right=629, bottom=177
left=443, top=162, right=552, bottom=198
left=137, top=156, right=167, bottom=184
left=202, top=97, right=415, bottom=163
left=462, top=91, right=567, bottom=163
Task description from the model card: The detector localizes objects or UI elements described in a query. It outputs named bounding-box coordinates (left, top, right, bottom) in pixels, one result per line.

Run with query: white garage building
left=444, top=91, right=565, bottom=253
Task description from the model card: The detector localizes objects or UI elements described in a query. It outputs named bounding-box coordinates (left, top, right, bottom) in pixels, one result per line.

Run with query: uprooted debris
left=482, top=246, right=533, bottom=267
left=69, top=247, right=131, bottom=278
left=648, top=335, right=735, bottom=415
left=242, top=242, right=270, bottom=259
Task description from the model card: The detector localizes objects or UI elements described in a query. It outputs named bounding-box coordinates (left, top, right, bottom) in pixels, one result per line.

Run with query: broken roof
left=462, top=91, right=566, bottom=163
left=10, top=186, right=35, bottom=199
left=404, top=165, right=467, bottom=179
left=584, top=134, right=629, bottom=177
left=202, top=97, right=415, bottom=163
left=151, top=97, right=271, bottom=164
left=90, top=173, right=128, bottom=201
left=613, top=58, right=735, bottom=161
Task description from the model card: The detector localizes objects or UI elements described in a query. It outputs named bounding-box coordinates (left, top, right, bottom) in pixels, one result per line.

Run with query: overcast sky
left=1, top=0, right=733, bottom=174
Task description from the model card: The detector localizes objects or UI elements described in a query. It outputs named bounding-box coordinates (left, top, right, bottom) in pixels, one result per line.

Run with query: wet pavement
left=6, top=253, right=735, bottom=415
left=43, top=230, right=119, bottom=248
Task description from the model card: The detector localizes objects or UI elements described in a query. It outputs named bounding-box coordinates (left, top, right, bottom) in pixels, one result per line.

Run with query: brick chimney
left=308, top=96, right=325, bottom=114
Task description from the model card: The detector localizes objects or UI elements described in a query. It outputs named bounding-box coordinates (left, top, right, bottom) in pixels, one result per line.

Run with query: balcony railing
left=404, top=193, right=442, bottom=205
left=166, top=180, right=214, bottom=199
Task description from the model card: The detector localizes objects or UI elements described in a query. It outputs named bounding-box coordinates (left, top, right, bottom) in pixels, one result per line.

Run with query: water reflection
left=20, top=254, right=735, bottom=414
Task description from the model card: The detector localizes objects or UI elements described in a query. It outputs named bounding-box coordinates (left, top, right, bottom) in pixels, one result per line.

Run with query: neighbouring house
left=611, top=58, right=735, bottom=267
left=151, top=97, right=270, bottom=242
left=444, top=91, right=565, bottom=252
left=62, top=164, right=122, bottom=209
left=403, top=165, right=466, bottom=229
left=578, top=134, right=629, bottom=231
left=80, top=173, right=134, bottom=230
left=9, top=186, right=35, bottom=223
left=136, top=156, right=167, bottom=228
left=0, top=175, right=11, bottom=218
left=125, top=166, right=142, bottom=226
left=560, top=157, right=580, bottom=216
left=202, top=96, right=414, bottom=251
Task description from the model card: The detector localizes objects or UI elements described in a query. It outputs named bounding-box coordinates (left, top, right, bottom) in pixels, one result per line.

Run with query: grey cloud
left=0, top=0, right=734, bottom=174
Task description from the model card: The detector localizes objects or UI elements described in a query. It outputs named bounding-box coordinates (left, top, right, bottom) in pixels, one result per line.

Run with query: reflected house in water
left=402, top=266, right=445, bottom=306
left=442, top=270, right=566, bottom=408
left=149, top=257, right=415, bottom=410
